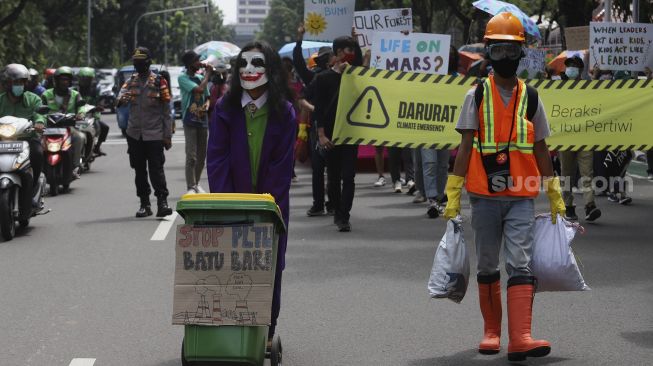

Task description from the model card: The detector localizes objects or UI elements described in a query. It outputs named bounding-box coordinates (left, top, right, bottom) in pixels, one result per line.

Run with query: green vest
left=42, top=88, right=81, bottom=114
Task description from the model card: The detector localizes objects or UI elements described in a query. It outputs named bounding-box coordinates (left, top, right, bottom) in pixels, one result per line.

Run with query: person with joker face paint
left=207, top=41, right=297, bottom=346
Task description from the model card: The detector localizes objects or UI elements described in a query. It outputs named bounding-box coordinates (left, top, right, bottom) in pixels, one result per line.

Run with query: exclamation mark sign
left=366, top=98, right=372, bottom=119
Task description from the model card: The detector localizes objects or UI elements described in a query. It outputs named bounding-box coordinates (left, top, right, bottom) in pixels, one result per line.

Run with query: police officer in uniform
left=117, top=47, right=173, bottom=218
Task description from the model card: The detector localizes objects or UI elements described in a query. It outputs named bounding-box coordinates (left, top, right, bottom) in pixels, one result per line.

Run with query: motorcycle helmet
left=3, top=64, right=30, bottom=81
left=78, top=67, right=96, bottom=78
left=54, top=66, right=74, bottom=78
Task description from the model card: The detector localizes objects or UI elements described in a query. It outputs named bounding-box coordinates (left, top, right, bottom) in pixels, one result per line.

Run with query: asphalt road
left=0, top=113, right=651, bottom=366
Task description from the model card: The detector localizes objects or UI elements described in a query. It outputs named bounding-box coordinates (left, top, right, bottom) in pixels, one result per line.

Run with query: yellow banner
left=332, top=66, right=653, bottom=151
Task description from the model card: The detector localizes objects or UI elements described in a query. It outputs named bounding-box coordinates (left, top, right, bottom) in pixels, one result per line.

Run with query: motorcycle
left=0, top=115, right=49, bottom=241
left=76, top=104, right=101, bottom=172
left=97, top=85, right=116, bottom=114
left=42, top=113, right=76, bottom=196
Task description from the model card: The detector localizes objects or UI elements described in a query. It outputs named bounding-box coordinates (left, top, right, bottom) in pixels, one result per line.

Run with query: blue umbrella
left=473, top=0, right=541, bottom=39
left=278, top=41, right=332, bottom=59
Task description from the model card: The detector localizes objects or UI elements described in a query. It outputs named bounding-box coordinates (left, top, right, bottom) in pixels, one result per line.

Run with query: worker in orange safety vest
left=443, top=12, right=566, bottom=362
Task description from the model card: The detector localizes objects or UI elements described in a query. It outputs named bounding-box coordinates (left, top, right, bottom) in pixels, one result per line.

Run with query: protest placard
left=304, top=0, right=356, bottom=42
left=589, top=22, right=653, bottom=71
left=517, top=48, right=546, bottom=79
left=353, top=8, right=412, bottom=51
left=566, top=26, right=590, bottom=50
left=370, top=31, right=451, bottom=75
left=172, top=224, right=277, bottom=326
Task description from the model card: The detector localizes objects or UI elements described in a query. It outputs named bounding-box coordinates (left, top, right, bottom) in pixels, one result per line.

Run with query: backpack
left=474, top=79, right=539, bottom=121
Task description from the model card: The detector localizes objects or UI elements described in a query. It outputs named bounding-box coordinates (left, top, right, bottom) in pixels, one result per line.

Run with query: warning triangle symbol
left=346, top=86, right=390, bottom=129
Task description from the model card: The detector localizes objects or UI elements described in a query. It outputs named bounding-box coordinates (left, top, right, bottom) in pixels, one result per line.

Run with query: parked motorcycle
left=42, top=113, right=76, bottom=196
left=0, top=116, right=48, bottom=241
left=76, top=104, right=101, bottom=172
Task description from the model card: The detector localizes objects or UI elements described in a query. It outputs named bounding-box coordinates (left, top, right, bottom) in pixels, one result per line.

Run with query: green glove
left=443, top=175, right=465, bottom=220
left=544, top=177, right=566, bottom=224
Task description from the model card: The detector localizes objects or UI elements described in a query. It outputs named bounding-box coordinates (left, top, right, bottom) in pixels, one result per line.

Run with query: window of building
left=249, top=8, right=266, bottom=14
left=248, top=0, right=267, bottom=5
left=239, top=17, right=247, bottom=23
left=239, top=9, right=246, bottom=14
left=248, top=17, right=264, bottom=24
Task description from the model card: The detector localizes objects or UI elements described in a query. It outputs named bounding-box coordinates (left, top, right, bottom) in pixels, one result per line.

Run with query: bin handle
left=191, top=220, right=255, bottom=226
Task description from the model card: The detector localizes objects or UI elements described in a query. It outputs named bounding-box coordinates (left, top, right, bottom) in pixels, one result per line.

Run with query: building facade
left=234, top=0, right=270, bottom=44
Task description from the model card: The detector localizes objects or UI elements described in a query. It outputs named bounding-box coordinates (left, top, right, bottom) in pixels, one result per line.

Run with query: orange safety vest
left=466, top=76, right=540, bottom=197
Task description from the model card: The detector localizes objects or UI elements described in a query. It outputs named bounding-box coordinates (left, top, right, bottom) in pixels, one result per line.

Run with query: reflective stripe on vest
left=478, top=78, right=532, bottom=154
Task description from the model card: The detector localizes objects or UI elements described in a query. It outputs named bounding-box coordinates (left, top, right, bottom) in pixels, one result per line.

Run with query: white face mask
left=565, top=66, right=580, bottom=79
left=239, top=51, right=268, bottom=90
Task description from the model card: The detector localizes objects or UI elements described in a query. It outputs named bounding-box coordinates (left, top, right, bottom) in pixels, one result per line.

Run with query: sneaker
left=406, top=180, right=416, bottom=195
left=373, top=176, right=386, bottom=187
left=186, top=188, right=197, bottom=195
left=393, top=181, right=402, bottom=193
left=412, top=192, right=426, bottom=203
left=427, top=199, right=439, bottom=218
left=337, top=221, right=351, bottom=232
left=564, top=205, right=578, bottom=221
left=72, top=166, right=81, bottom=180
left=648, top=173, right=653, bottom=180
left=618, top=193, right=632, bottom=205
left=607, top=192, right=619, bottom=203
left=195, top=185, right=206, bottom=193
left=400, top=178, right=406, bottom=186
left=585, top=203, right=601, bottom=222
left=306, top=205, right=326, bottom=217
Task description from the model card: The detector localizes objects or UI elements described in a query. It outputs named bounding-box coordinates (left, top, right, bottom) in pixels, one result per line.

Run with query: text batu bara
left=178, top=225, right=274, bottom=272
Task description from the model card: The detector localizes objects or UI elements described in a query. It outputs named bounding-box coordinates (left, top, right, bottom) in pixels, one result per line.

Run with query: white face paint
left=239, top=51, right=268, bottom=90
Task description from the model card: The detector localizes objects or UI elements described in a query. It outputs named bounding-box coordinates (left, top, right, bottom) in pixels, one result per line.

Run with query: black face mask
left=134, top=62, right=150, bottom=74
left=490, top=58, right=520, bottom=78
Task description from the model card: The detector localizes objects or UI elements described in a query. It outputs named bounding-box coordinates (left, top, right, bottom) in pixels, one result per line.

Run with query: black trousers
left=97, top=120, right=109, bottom=144
left=309, top=126, right=331, bottom=209
left=326, top=145, right=358, bottom=223
left=126, top=136, right=169, bottom=199
left=389, top=147, right=414, bottom=183
left=28, top=138, right=43, bottom=193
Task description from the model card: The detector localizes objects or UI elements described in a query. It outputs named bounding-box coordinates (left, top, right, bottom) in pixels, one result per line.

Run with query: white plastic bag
left=531, top=214, right=590, bottom=292
left=428, top=218, right=470, bottom=303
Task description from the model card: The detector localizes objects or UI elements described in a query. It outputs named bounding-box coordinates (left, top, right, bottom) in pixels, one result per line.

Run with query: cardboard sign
left=370, top=31, right=451, bottom=75
left=304, top=0, right=356, bottom=42
left=172, top=224, right=277, bottom=326
left=332, top=66, right=653, bottom=151
left=353, top=8, right=412, bottom=51
left=589, top=22, right=653, bottom=71
left=566, top=26, right=590, bottom=50
left=517, top=48, right=546, bottom=79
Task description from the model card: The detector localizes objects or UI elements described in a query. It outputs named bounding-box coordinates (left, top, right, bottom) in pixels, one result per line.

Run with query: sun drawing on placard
left=305, top=12, right=327, bottom=36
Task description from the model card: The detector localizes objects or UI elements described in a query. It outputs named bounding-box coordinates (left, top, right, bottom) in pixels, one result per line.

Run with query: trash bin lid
left=176, top=193, right=285, bottom=232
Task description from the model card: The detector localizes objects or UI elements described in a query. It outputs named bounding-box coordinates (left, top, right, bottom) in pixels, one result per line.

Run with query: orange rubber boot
left=507, top=277, right=551, bottom=362
left=478, top=274, right=501, bottom=354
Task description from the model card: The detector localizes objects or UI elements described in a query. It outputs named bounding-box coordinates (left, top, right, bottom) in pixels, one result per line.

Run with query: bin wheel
left=270, top=335, right=282, bottom=366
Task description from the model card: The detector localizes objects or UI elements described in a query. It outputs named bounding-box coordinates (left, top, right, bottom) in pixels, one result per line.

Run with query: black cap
left=564, top=55, right=584, bottom=68
left=132, top=47, right=152, bottom=61
left=181, top=50, right=200, bottom=66
left=317, top=46, right=333, bottom=58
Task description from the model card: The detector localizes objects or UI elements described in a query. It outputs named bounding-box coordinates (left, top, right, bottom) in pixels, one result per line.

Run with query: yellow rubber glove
left=443, top=175, right=465, bottom=220
left=297, top=123, right=308, bottom=142
left=544, top=177, right=566, bottom=224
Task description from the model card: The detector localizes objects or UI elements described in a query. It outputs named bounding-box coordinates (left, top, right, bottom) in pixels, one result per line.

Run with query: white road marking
left=68, top=359, right=96, bottom=366
left=151, top=211, right=179, bottom=241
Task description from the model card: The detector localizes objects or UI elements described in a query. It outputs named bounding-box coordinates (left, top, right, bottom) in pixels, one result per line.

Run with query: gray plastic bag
left=532, top=214, right=590, bottom=292
left=428, top=218, right=470, bottom=303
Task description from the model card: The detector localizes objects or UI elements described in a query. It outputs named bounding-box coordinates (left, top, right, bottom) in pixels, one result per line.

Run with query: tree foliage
left=0, top=0, right=233, bottom=71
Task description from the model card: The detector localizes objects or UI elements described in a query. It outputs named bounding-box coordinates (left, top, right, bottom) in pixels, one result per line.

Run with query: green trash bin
left=175, top=193, right=286, bottom=366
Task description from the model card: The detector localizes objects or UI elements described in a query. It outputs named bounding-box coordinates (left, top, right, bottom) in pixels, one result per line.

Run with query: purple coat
left=207, top=97, right=296, bottom=270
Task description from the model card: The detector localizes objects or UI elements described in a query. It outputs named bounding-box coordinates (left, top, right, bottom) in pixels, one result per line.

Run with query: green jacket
left=0, top=91, right=46, bottom=129
left=42, top=88, right=84, bottom=114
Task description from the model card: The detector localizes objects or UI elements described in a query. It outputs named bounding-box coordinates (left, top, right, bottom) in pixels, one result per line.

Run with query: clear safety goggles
left=486, top=43, right=523, bottom=61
